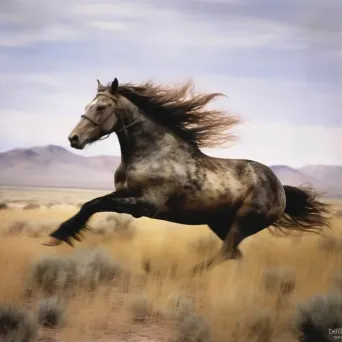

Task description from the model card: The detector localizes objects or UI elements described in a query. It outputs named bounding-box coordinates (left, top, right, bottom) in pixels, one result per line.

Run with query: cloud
left=0, top=1, right=173, bottom=47
left=197, top=73, right=342, bottom=127
left=88, top=21, right=127, bottom=32
left=0, top=26, right=80, bottom=47
left=141, top=0, right=340, bottom=50
left=0, top=110, right=80, bottom=148
left=0, top=73, right=65, bottom=87
left=0, top=70, right=339, bottom=127
left=0, top=0, right=339, bottom=51
left=204, top=122, right=342, bottom=167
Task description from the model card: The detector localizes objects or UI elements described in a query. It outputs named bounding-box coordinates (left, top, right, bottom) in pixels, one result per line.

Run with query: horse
left=43, top=78, right=331, bottom=273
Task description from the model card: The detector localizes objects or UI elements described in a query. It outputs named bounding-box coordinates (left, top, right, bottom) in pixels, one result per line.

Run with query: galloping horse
left=44, top=78, right=331, bottom=273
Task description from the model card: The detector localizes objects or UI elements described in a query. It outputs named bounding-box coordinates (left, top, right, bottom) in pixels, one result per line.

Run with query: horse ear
left=97, top=79, right=104, bottom=91
left=110, top=78, right=119, bottom=94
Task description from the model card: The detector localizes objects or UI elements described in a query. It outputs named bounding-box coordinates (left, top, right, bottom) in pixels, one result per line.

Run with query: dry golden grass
left=0, top=187, right=341, bottom=342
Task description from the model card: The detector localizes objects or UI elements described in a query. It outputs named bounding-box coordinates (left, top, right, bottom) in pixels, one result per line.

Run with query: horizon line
left=1, top=143, right=341, bottom=169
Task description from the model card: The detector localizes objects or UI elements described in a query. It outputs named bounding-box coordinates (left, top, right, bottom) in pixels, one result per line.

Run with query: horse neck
left=114, top=100, right=178, bottom=163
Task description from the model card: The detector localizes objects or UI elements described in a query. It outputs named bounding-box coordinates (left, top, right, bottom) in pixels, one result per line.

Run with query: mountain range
left=0, top=145, right=341, bottom=197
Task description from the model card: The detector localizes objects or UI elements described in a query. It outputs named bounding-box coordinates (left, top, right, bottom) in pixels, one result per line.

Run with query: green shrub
left=176, top=314, right=212, bottom=342
left=27, top=247, right=121, bottom=297
left=0, top=306, right=38, bottom=342
left=167, top=295, right=195, bottom=321
left=294, top=293, right=342, bottom=342
left=37, top=297, right=65, bottom=328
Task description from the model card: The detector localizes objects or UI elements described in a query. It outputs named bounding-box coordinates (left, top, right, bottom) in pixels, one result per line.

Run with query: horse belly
left=162, top=189, right=237, bottom=225
left=156, top=210, right=217, bottom=225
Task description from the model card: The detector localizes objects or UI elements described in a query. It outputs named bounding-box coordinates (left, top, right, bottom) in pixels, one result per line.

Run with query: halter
left=80, top=92, right=140, bottom=141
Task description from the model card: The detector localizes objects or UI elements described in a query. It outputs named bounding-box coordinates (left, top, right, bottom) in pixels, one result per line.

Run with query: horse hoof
left=42, top=237, right=63, bottom=247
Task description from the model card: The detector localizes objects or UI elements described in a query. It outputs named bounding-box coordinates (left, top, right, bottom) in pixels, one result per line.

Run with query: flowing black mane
left=101, top=81, right=240, bottom=148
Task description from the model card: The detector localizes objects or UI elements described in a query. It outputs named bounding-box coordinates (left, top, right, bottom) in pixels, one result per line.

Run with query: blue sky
left=0, top=0, right=341, bottom=167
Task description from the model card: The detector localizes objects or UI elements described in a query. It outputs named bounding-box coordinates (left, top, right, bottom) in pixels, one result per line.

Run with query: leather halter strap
left=81, top=92, right=117, bottom=127
left=80, top=91, right=141, bottom=139
left=95, top=92, right=117, bottom=102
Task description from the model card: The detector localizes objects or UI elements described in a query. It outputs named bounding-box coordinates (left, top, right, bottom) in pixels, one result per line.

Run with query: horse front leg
left=42, top=192, right=158, bottom=247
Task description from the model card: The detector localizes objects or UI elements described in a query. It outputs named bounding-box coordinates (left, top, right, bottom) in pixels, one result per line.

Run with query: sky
left=0, top=0, right=341, bottom=167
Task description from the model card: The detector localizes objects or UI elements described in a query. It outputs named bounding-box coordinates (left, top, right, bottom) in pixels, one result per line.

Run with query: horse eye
left=97, top=105, right=106, bottom=111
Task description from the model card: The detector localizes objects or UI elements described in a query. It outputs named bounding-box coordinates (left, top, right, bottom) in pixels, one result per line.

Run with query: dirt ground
left=0, top=186, right=341, bottom=342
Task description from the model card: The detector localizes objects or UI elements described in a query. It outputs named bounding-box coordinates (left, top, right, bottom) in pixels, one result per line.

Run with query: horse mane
left=108, top=80, right=240, bottom=148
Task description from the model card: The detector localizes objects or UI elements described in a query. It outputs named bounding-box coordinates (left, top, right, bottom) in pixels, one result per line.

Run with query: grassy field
left=0, top=186, right=341, bottom=342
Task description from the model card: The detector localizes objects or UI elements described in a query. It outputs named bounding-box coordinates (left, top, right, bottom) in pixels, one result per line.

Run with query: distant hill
left=270, top=165, right=342, bottom=198
left=269, top=165, right=316, bottom=186
left=0, top=145, right=120, bottom=190
left=298, top=164, right=342, bottom=198
left=0, top=145, right=341, bottom=196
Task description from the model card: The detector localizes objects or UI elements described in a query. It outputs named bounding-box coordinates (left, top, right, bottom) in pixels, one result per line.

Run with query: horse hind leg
left=192, top=211, right=271, bottom=274
left=191, top=221, right=244, bottom=274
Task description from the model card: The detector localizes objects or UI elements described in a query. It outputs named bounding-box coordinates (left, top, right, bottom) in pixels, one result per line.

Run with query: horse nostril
left=69, top=135, right=79, bottom=144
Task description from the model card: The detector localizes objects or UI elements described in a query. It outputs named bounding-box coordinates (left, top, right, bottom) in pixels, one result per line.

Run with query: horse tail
left=271, top=185, right=331, bottom=236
